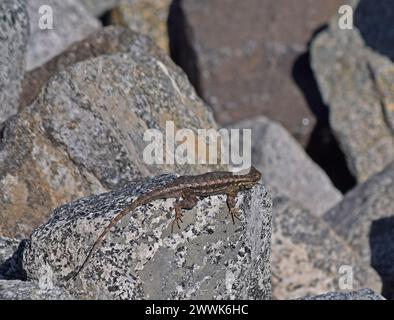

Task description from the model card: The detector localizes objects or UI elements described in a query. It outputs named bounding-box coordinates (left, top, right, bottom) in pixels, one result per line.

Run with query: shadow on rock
left=0, top=240, right=27, bottom=281
left=370, top=217, right=394, bottom=299
left=355, top=0, right=394, bottom=62
left=292, top=25, right=356, bottom=193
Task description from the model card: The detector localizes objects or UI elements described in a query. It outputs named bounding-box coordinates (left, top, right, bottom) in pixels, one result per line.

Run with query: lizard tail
left=67, top=206, right=132, bottom=281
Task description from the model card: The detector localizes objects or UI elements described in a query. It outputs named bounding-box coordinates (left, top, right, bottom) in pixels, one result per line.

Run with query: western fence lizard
left=70, top=166, right=262, bottom=279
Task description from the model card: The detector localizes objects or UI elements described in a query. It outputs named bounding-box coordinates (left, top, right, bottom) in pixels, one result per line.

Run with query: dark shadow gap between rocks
left=168, top=0, right=202, bottom=97
left=292, top=24, right=356, bottom=193
left=98, top=10, right=113, bottom=27
left=354, top=0, right=394, bottom=62
left=0, top=240, right=28, bottom=281
left=370, top=217, right=394, bottom=299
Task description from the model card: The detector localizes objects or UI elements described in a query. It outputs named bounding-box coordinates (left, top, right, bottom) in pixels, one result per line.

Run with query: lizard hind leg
left=171, top=189, right=198, bottom=232
left=226, top=186, right=242, bottom=224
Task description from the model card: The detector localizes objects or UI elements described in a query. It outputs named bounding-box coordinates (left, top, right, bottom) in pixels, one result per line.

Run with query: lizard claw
left=230, top=209, right=241, bottom=224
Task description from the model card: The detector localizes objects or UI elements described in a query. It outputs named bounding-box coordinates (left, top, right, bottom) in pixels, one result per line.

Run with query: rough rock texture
left=1, top=27, right=219, bottom=239
left=79, top=0, right=120, bottom=16
left=0, top=280, right=73, bottom=300
left=311, top=0, right=394, bottom=182
left=169, top=0, right=345, bottom=145
left=0, top=237, right=26, bottom=280
left=300, top=288, right=385, bottom=300
left=23, top=176, right=272, bottom=300
left=271, top=196, right=381, bottom=300
left=324, top=161, right=394, bottom=299
left=26, top=0, right=100, bottom=70
left=0, top=0, right=29, bottom=123
left=110, top=0, right=171, bottom=52
left=230, top=117, right=342, bottom=216
left=21, top=27, right=166, bottom=108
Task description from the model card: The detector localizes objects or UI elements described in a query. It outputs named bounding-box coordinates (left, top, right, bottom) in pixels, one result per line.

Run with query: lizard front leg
left=171, top=189, right=198, bottom=232
left=226, top=185, right=242, bottom=224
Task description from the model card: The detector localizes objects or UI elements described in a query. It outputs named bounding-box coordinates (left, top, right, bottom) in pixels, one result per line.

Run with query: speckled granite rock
left=110, top=0, right=171, bottom=52
left=0, top=280, right=74, bottom=300
left=311, top=0, right=394, bottom=182
left=300, top=288, right=385, bottom=300
left=21, top=26, right=165, bottom=108
left=79, top=0, right=120, bottom=16
left=1, top=28, right=219, bottom=238
left=23, top=175, right=272, bottom=300
left=26, top=0, right=100, bottom=70
left=0, top=0, right=29, bottom=123
left=0, top=237, right=26, bottom=280
left=168, top=0, right=346, bottom=145
left=229, top=117, right=342, bottom=216
left=271, top=196, right=381, bottom=300
left=324, top=161, right=394, bottom=299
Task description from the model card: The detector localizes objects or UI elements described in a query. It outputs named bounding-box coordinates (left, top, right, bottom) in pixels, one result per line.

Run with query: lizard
left=69, top=166, right=262, bottom=280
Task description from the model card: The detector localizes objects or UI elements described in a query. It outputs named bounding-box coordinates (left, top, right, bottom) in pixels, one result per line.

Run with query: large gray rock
left=300, top=288, right=385, bottom=300
left=0, top=280, right=73, bottom=300
left=0, top=237, right=26, bottom=280
left=324, top=161, right=394, bottom=299
left=169, top=0, right=346, bottom=145
left=20, top=26, right=169, bottom=108
left=26, top=0, right=100, bottom=70
left=0, top=0, right=29, bottom=123
left=230, top=117, right=342, bottom=216
left=272, top=196, right=381, bottom=300
left=0, top=27, right=219, bottom=239
left=311, top=0, right=394, bottom=182
left=23, top=176, right=272, bottom=300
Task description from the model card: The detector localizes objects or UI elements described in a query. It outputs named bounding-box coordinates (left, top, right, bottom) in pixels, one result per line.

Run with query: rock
left=271, top=196, right=381, bottom=300
left=168, top=0, right=345, bottom=145
left=23, top=175, right=272, bottom=300
left=229, top=117, right=342, bottom=216
left=0, top=280, right=73, bottom=300
left=79, top=0, right=120, bottom=16
left=0, top=26, right=219, bottom=239
left=20, top=26, right=167, bottom=108
left=110, top=0, right=171, bottom=52
left=300, top=288, right=385, bottom=300
left=311, top=0, right=394, bottom=182
left=0, top=0, right=29, bottom=123
left=323, top=161, right=394, bottom=299
left=0, top=237, right=26, bottom=280
left=26, top=0, right=100, bottom=70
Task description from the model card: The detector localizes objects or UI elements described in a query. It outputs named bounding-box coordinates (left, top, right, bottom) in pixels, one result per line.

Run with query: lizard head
left=240, top=166, right=262, bottom=189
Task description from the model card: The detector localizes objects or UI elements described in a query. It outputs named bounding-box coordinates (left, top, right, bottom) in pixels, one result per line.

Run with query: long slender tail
left=68, top=205, right=133, bottom=281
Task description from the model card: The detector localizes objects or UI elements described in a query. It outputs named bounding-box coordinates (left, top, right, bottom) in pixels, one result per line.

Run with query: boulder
left=0, top=0, right=29, bottom=123
left=229, top=117, right=342, bottom=216
left=324, top=161, right=394, bottom=299
left=311, top=0, right=394, bottom=182
left=21, top=26, right=171, bottom=107
left=1, top=27, right=219, bottom=238
left=23, top=175, right=272, bottom=299
left=26, top=0, right=100, bottom=70
left=272, top=196, right=381, bottom=299
left=168, top=0, right=345, bottom=145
